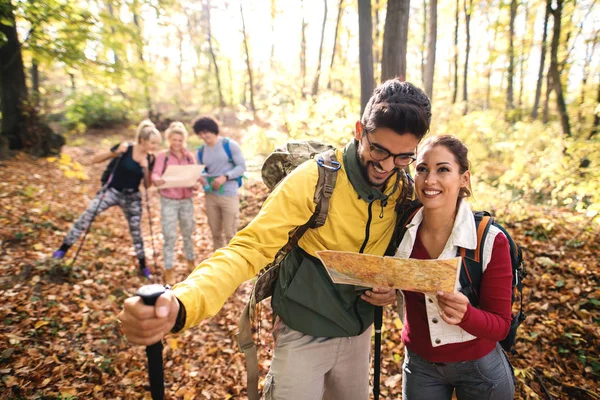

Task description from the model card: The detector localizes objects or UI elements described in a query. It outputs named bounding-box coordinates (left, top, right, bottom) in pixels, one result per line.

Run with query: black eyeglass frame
left=362, top=131, right=417, bottom=166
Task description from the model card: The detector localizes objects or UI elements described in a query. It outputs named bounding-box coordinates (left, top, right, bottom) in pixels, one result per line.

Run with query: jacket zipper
left=355, top=200, right=375, bottom=334
left=359, top=201, right=374, bottom=253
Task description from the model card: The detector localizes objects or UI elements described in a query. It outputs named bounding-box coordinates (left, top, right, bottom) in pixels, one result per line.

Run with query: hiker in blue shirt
left=193, top=116, right=246, bottom=251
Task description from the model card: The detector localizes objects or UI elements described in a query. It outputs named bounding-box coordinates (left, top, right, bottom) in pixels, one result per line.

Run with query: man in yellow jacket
left=119, top=79, right=432, bottom=399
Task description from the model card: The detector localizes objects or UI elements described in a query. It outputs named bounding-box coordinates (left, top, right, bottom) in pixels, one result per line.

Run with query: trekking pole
left=137, top=284, right=166, bottom=400
left=373, top=305, right=383, bottom=400
left=69, top=154, right=123, bottom=267
left=143, top=171, right=158, bottom=272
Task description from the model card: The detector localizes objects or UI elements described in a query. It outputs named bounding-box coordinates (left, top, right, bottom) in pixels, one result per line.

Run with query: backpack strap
left=311, top=149, right=339, bottom=228
left=161, top=150, right=170, bottom=176
left=458, top=213, right=493, bottom=307
left=161, top=150, right=194, bottom=176
left=385, top=198, right=422, bottom=257
left=222, top=137, right=234, bottom=164
left=197, top=139, right=233, bottom=165
left=148, top=153, right=156, bottom=173
left=238, top=149, right=340, bottom=400
left=197, top=146, right=204, bottom=165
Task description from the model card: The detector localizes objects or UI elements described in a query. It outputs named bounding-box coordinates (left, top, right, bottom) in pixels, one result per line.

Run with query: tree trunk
left=424, top=0, right=437, bottom=99
left=421, top=0, right=427, bottom=86
left=300, top=1, right=307, bottom=97
left=542, top=73, right=552, bottom=123
left=177, top=26, right=184, bottom=97
left=373, top=0, right=382, bottom=73
left=270, top=0, right=276, bottom=70
left=532, top=0, right=550, bottom=119
left=228, top=59, right=234, bottom=106
left=506, top=0, right=517, bottom=112
left=452, top=0, right=459, bottom=104
left=358, top=0, right=374, bottom=114
left=205, top=0, right=225, bottom=109
left=328, top=0, right=344, bottom=90
left=312, top=0, right=328, bottom=96
left=69, top=72, right=76, bottom=93
left=462, top=0, right=472, bottom=115
left=590, top=81, right=599, bottom=139
left=132, top=0, right=152, bottom=117
left=31, top=59, right=40, bottom=105
left=1, top=1, right=64, bottom=159
left=579, top=37, right=596, bottom=129
left=485, top=17, right=498, bottom=110
left=518, top=3, right=530, bottom=109
left=549, top=0, right=571, bottom=137
left=381, top=0, right=410, bottom=81
left=107, top=0, right=120, bottom=66
left=239, top=2, right=256, bottom=113
left=0, top=1, right=28, bottom=158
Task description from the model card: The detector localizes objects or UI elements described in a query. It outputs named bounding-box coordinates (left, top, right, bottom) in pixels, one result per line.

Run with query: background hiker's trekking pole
left=69, top=154, right=123, bottom=267
left=143, top=175, right=158, bottom=273
left=373, top=305, right=383, bottom=400
left=137, top=284, right=166, bottom=400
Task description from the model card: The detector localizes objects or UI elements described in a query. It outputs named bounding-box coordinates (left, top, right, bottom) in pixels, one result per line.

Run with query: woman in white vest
left=395, top=135, right=515, bottom=399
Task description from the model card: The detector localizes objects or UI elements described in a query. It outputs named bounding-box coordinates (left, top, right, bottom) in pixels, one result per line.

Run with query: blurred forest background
left=1, top=0, right=600, bottom=212
left=0, top=0, right=599, bottom=399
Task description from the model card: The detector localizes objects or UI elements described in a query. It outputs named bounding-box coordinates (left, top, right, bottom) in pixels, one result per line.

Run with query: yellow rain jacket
left=173, top=143, right=406, bottom=336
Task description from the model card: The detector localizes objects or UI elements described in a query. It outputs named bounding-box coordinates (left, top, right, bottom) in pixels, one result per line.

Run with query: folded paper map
left=156, top=165, right=204, bottom=189
left=316, top=250, right=461, bottom=293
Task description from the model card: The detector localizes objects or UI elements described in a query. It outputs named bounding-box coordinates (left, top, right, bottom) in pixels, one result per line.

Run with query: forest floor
left=0, top=126, right=599, bottom=399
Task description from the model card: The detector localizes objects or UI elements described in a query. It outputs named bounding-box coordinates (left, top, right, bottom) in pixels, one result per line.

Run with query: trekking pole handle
left=137, top=284, right=167, bottom=306
left=137, top=284, right=166, bottom=400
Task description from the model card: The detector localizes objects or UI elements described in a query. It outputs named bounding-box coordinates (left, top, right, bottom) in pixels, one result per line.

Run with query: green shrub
left=64, top=92, right=128, bottom=132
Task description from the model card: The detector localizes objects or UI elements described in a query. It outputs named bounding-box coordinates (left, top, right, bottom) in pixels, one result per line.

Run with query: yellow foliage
left=436, top=110, right=600, bottom=213
left=51, top=154, right=89, bottom=181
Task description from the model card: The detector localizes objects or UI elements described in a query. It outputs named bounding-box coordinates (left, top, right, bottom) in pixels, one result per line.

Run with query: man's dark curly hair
left=192, top=116, right=219, bottom=135
left=361, top=79, right=431, bottom=140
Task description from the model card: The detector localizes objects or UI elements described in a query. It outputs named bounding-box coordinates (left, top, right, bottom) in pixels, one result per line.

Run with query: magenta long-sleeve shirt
left=402, top=232, right=513, bottom=362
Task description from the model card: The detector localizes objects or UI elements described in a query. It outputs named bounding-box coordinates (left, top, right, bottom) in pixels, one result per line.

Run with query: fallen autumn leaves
left=0, top=149, right=598, bottom=399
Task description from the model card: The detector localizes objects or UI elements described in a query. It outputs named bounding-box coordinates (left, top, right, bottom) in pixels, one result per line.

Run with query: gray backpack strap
left=311, top=149, right=338, bottom=228
left=237, top=149, right=340, bottom=400
left=238, top=301, right=260, bottom=400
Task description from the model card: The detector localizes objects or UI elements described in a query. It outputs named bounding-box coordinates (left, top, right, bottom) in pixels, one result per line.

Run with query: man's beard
left=357, top=151, right=398, bottom=189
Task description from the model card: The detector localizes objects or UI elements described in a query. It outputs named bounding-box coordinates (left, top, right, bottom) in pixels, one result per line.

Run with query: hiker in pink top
left=151, top=122, right=199, bottom=284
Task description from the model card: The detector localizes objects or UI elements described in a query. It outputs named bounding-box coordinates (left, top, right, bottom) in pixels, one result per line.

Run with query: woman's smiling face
left=414, top=144, right=470, bottom=210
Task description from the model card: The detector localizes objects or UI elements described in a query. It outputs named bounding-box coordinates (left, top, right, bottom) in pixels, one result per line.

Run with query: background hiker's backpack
left=238, top=140, right=339, bottom=400
left=197, top=137, right=244, bottom=187
left=391, top=203, right=527, bottom=354
left=100, top=144, right=155, bottom=187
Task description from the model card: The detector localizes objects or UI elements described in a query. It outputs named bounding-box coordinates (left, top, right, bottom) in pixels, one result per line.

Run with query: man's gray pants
left=263, top=319, right=372, bottom=400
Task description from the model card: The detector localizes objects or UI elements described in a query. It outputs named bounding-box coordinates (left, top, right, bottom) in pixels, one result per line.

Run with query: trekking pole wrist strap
left=171, top=298, right=186, bottom=333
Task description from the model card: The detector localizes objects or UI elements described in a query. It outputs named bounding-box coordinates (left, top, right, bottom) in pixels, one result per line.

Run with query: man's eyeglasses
left=363, top=133, right=416, bottom=166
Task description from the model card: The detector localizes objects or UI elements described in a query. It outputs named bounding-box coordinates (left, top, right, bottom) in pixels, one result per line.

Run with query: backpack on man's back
left=237, top=140, right=340, bottom=400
